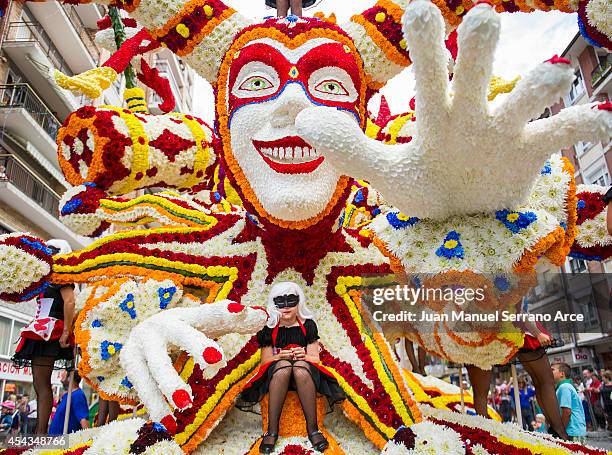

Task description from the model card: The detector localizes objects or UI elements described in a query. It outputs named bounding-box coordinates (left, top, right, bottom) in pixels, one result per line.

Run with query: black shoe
left=259, top=432, right=278, bottom=454
left=308, top=430, right=329, bottom=452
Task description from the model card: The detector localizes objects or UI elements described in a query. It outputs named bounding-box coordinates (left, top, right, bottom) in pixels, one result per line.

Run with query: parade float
left=0, top=0, right=611, bottom=453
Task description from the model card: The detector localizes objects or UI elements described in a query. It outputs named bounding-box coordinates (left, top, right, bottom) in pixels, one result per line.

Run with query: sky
left=192, top=1, right=579, bottom=123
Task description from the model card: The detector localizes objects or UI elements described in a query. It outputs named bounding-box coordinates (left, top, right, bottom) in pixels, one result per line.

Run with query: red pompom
left=203, top=347, right=223, bottom=364
left=171, top=389, right=192, bottom=409
left=227, top=302, right=244, bottom=313
left=545, top=55, right=571, bottom=65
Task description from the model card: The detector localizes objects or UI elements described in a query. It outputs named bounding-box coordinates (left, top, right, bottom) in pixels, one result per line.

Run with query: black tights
left=264, top=360, right=323, bottom=446
left=32, top=356, right=55, bottom=434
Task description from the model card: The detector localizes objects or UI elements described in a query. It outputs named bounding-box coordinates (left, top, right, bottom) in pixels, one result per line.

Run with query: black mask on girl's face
left=273, top=294, right=299, bottom=308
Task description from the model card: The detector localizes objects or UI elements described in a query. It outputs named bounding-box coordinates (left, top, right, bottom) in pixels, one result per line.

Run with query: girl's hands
left=276, top=347, right=306, bottom=360
left=277, top=349, right=294, bottom=360
left=291, top=347, right=306, bottom=360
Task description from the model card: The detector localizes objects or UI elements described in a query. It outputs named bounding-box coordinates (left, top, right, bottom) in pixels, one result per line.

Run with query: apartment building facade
left=529, top=32, right=612, bottom=375
left=0, top=0, right=194, bottom=401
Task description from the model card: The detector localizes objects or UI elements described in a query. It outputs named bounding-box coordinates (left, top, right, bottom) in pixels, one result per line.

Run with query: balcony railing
left=4, top=21, right=73, bottom=77
left=61, top=4, right=102, bottom=63
left=0, top=154, right=60, bottom=218
left=0, top=84, right=62, bottom=141
left=591, top=54, right=612, bottom=89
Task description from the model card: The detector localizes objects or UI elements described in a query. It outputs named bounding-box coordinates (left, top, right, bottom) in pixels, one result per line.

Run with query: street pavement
left=587, top=430, right=612, bottom=451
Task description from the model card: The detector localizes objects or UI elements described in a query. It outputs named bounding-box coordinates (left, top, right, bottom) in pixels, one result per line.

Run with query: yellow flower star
left=444, top=240, right=458, bottom=249
left=506, top=213, right=519, bottom=222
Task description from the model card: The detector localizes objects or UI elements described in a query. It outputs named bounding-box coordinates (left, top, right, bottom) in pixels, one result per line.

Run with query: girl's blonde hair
left=265, top=281, right=314, bottom=328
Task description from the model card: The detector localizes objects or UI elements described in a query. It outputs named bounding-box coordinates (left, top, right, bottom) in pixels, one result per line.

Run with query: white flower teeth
left=259, top=145, right=319, bottom=162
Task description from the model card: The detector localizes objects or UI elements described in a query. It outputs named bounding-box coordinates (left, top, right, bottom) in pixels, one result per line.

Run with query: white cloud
left=192, top=3, right=579, bottom=122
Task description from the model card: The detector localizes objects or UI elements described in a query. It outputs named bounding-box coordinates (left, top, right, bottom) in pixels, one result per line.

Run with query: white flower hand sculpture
left=296, top=1, right=612, bottom=220
left=120, top=300, right=267, bottom=431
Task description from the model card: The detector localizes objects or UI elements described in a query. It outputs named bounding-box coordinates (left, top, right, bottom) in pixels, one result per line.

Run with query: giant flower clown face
left=217, top=18, right=367, bottom=225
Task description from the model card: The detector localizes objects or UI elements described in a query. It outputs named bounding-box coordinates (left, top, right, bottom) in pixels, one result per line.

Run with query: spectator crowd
left=491, top=366, right=612, bottom=439
left=0, top=369, right=92, bottom=437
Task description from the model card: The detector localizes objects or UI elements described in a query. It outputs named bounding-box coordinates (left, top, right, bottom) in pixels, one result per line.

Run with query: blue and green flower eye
left=315, top=79, right=349, bottom=96
left=239, top=76, right=274, bottom=91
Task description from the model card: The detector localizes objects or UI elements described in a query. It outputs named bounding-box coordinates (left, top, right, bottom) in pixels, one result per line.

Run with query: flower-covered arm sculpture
left=120, top=299, right=268, bottom=431
left=297, top=1, right=612, bottom=221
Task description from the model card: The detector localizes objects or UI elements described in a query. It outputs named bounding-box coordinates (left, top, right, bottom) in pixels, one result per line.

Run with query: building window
left=592, top=53, right=611, bottom=88
left=8, top=321, right=26, bottom=357
left=0, top=316, right=12, bottom=357
left=575, top=141, right=594, bottom=157
left=582, top=298, right=601, bottom=330
left=566, top=69, right=585, bottom=104
left=569, top=257, right=587, bottom=274
left=587, top=166, right=611, bottom=186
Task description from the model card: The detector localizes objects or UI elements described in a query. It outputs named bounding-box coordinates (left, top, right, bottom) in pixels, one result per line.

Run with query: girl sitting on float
left=237, top=281, right=344, bottom=453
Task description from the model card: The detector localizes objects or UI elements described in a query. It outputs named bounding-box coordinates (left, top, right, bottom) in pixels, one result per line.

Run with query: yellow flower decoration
left=54, top=67, right=118, bottom=99
left=124, top=87, right=148, bottom=113
left=176, top=23, right=190, bottom=38
left=506, top=213, right=520, bottom=222
left=444, top=239, right=458, bottom=249
left=488, top=75, right=521, bottom=101
left=375, top=12, right=386, bottom=22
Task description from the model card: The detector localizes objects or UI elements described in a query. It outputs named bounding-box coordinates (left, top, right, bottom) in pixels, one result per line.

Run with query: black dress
left=12, top=284, right=75, bottom=369
left=236, top=319, right=345, bottom=412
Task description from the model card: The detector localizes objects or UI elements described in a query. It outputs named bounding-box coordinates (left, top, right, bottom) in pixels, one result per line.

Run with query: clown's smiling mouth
left=252, top=136, right=324, bottom=174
